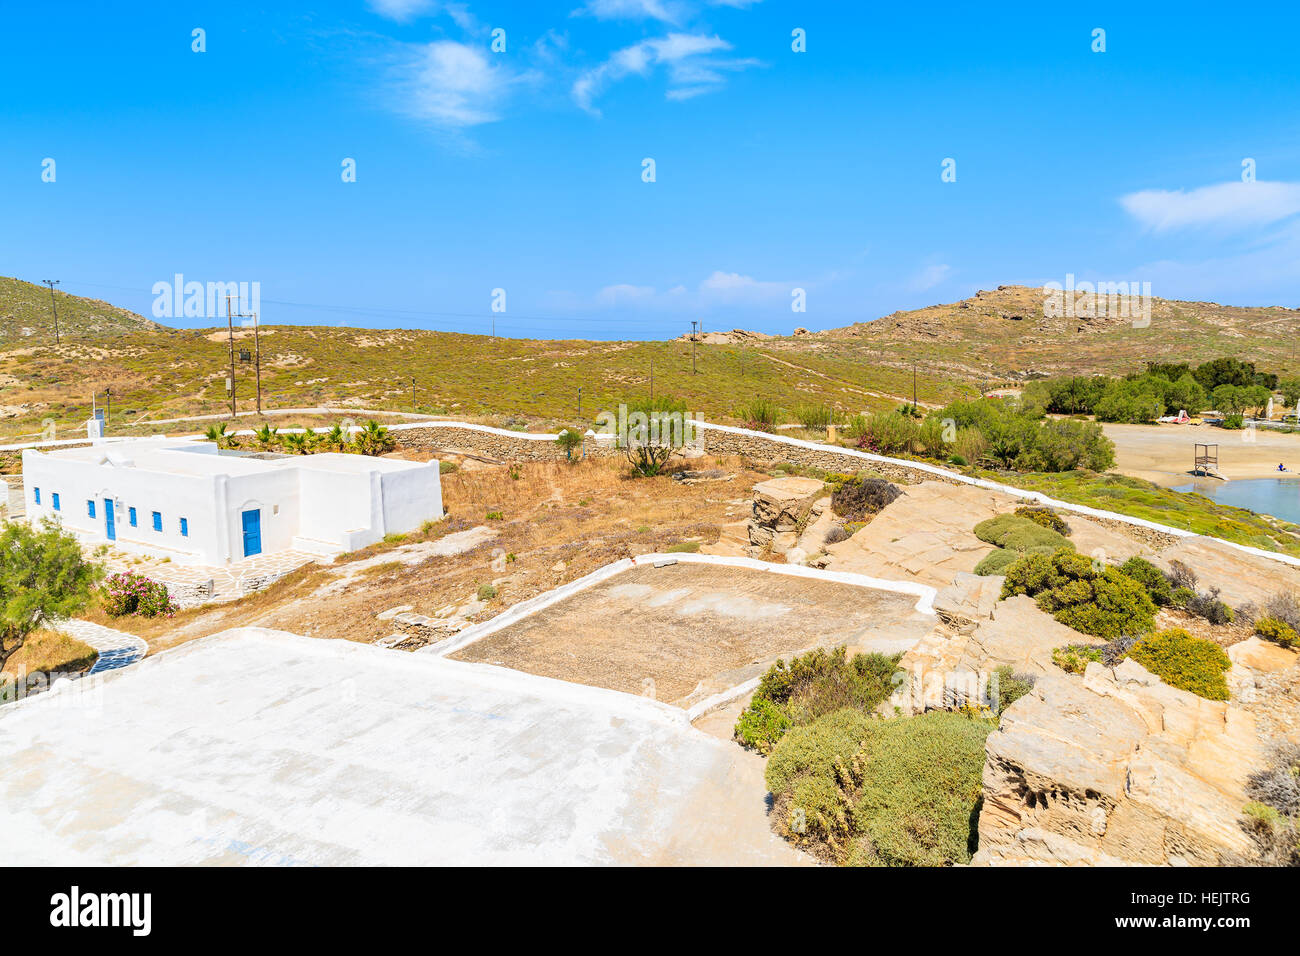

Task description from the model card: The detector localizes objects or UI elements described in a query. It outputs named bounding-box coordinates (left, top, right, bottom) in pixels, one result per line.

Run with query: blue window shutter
left=152, top=511, right=162, bottom=532
left=129, top=507, right=137, bottom=527
left=180, top=517, right=189, bottom=537
left=88, top=500, right=96, bottom=518
left=34, top=487, right=40, bottom=504
left=52, top=493, right=60, bottom=511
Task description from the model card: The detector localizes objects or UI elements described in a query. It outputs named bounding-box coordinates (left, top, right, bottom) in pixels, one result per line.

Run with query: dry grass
left=92, top=455, right=766, bottom=655
left=1, top=628, right=98, bottom=680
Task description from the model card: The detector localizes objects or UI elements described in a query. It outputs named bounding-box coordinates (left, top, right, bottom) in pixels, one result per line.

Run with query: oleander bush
left=102, top=570, right=176, bottom=618
left=765, top=709, right=993, bottom=866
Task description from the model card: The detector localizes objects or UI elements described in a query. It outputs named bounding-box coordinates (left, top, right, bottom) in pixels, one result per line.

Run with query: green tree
left=0, top=520, right=103, bottom=673
left=554, top=428, right=584, bottom=462
left=355, top=420, right=394, bottom=456
left=1280, top=378, right=1300, bottom=410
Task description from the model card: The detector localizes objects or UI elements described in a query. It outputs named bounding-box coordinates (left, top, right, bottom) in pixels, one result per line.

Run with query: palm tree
left=253, top=424, right=279, bottom=451
left=203, top=422, right=236, bottom=449
left=356, top=420, right=393, bottom=456
left=282, top=432, right=310, bottom=455
left=324, top=424, right=347, bottom=451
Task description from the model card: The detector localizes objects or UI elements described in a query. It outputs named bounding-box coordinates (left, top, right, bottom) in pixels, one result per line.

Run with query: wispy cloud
left=571, top=0, right=684, bottom=23
left=368, top=0, right=480, bottom=29
left=907, top=262, right=951, bottom=292
left=1120, top=180, right=1300, bottom=232
left=573, top=33, right=758, bottom=114
left=389, top=40, right=530, bottom=129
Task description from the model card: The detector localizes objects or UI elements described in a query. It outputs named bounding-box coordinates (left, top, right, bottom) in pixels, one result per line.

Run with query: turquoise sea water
left=1172, top=477, right=1300, bottom=525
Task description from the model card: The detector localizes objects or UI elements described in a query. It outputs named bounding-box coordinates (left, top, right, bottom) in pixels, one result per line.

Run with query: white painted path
left=49, top=618, right=149, bottom=675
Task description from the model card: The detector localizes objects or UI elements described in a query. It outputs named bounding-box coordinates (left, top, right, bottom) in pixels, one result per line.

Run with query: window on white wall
left=33, top=487, right=40, bottom=504
left=180, top=517, right=189, bottom=537
left=152, top=511, right=162, bottom=532
left=52, top=493, right=61, bottom=511
left=87, top=500, right=96, bottom=518
left=129, top=507, right=137, bottom=527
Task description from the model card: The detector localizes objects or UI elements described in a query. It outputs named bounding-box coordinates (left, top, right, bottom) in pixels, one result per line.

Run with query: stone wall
left=698, top=429, right=965, bottom=487
left=392, top=425, right=616, bottom=463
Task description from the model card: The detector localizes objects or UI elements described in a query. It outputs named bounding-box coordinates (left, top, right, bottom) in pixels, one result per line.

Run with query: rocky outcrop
left=974, top=662, right=1262, bottom=866
left=746, top=476, right=825, bottom=556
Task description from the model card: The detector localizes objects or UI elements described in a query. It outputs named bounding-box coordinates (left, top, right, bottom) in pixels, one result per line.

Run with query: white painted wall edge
left=425, top=551, right=937, bottom=663
left=10, top=418, right=1298, bottom=570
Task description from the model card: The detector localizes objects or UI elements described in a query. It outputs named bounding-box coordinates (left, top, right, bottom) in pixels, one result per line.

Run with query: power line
left=43, top=279, right=60, bottom=345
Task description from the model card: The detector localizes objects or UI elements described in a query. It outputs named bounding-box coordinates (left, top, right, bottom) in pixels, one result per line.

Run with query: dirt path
left=755, top=351, right=942, bottom=409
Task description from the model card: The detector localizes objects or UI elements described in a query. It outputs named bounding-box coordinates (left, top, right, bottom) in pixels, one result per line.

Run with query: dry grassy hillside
left=2, top=276, right=1297, bottom=441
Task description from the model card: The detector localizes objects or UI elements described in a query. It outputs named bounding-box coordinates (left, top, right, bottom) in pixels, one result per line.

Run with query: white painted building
left=21, top=438, right=443, bottom=565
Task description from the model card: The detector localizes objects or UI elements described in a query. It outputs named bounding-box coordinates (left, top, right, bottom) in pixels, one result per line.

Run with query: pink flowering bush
left=102, top=571, right=177, bottom=618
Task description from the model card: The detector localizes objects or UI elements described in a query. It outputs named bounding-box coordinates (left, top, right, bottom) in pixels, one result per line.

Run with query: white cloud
left=907, top=263, right=951, bottom=292
left=572, top=33, right=757, bottom=114
left=1120, top=180, right=1300, bottom=232
left=368, top=0, right=479, bottom=29
left=572, top=0, right=684, bottom=23
left=392, top=40, right=526, bottom=128
left=596, top=283, right=657, bottom=305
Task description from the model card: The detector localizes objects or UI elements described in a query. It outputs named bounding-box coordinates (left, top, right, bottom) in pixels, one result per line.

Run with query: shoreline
left=1103, top=422, right=1300, bottom=488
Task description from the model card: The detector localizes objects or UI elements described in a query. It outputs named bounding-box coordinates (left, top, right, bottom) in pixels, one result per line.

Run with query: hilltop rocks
left=673, top=328, right=771, bottom=345
left=973, top=663, right=1261, bottom=866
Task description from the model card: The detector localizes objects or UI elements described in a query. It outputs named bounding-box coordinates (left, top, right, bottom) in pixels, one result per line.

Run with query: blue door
left=241, top=509, right=262, bottom=557
left=104, top=499, right=116, bottom=541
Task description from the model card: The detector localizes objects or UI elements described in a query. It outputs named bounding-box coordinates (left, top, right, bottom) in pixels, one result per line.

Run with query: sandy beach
left=1103, top=422, right=1300, bottom=486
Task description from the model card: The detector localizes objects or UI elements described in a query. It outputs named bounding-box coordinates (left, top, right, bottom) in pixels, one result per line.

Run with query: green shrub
left=733, top=647, right=900, bottom=754
left=793, top=403, right=835, bottom=429
left=1118, top=556, right=1174, bottom=606
left=1185, top=587, right=1234, bottom=625
left=854, top=411, right=921, bottom=455
left=991, top=665, right=1034, bottom=715
left=665, top=541, right=700, bottom=553
left=974, top=547, right=1025, bottom=576
left=1128, top=628, right=1231, bottom=700
left=830, top=476, right=902, bottom=522
left=1254, top=616, right=1299, bottom=649
left=485, top=511, right=504, bottom=521
left=476, top=584, right=498, bottom=601
left=736, top=398, right=781, bottom=432
left=1002, top=549, right=1157, bottom=640
left=1014, top=505, right=1070, bottom=536
left=766, top=710, right=993, bottom=866
left=438, top=460, right=458, bottom=474
left=1171, top=585, right=1196, bottom=609
left=1241, top=744, right=1300, bottom=866
left=948, top=454, right=968, bottom=466
left=974, top=514, right=1072, bottom=553
left=1052, top=644, right=1104, bottom=674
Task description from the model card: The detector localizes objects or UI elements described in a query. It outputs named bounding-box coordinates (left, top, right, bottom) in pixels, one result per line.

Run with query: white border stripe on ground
left=425, top=552, right=936, bottom=660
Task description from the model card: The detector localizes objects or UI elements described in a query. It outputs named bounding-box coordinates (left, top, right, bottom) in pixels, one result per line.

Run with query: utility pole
left=577, top=386, right=582, bottom=417
left=253, top=312, right=262, bottom=414
left=412, top=377, right=417, bottom=413
left=650, top=355, right=655, bottom=400
left=226, top=296, right=237, bottom=417
left=105, top=386, right=111, bottom=426
left=912, top=362, right=918, bottom=412
left=690, top=320, right=699, bottom=375
left=43, top=279, right=60, bottom=345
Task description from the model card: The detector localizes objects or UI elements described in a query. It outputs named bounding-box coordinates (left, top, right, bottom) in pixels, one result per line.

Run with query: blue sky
left=3, top=0, right=1299, bottom=339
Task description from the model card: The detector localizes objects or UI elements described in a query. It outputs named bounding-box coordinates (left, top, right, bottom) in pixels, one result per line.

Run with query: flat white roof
left=31, top=440, right=426, bottom=480
left=0, top=629, right=801, bottom=865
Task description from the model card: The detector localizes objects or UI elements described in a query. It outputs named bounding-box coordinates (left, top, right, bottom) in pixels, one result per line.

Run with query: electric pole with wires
left=690, top=320, right=699, bottom=374
left=43, top=279, right=61, bottom=345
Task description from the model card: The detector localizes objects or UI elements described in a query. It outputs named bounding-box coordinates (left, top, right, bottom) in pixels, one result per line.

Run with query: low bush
left=1262, top=591, right=1300, bottom=634
left=973, top=547, right=1025, bottom=576
left=1118, top=556, right=1174, bottom=606
left=1241, top=744, right=1300, bottom=866
left=948, top=454, right=968, bottom=466
left=793, top=403, right=835, bottom=429
left=830, top=476, right=902, bottom=522
left=733, top=647, right=901, bottom=754
left=991, top=665, right=1035, bottom=715
left=1052, top=644, right=1103, bottom=674
left=476, top=584, right=498, bottom=601
left=823, top=524, right=851, bottom=546
left=853, top=411, right=921, bottom=456
left=1127, top=628, right=1231, bottom=701
left=1014, top=505, right=1070, bottom=536
left=665, top=541, right=700, bottom=553
left=765, top=710, right=993, bottom=866
left=1001, top=550, right=1157, bottom=640
left=736, top=398, right=781, bottom=432
left=974, top=514, right=1072, bottom=554
left=102, top=571, right=176, bottom=618
left=1254, top=616, right=1299, bottom=649
left=1184, top=587, right=1234, bottom=625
